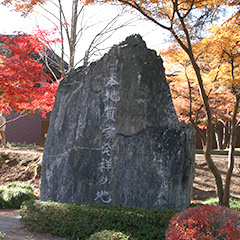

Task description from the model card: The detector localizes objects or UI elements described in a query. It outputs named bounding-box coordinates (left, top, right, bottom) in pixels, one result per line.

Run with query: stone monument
left=40, top=34, right=195, bottom=210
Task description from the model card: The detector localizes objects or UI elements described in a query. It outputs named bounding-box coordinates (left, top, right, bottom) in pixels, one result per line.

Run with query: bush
left=89, top=230, right=130, bottom=239
left=0, top=232, right=5, bottom=240
left=0, top=182, right=36, bottom=209
left=20, top=200, right=179, bottom=240
left=5, top=182, right=34, bottom=191
left=0, top=194, right=3, bottom=209
left=166, top=205, right=240, bottom=240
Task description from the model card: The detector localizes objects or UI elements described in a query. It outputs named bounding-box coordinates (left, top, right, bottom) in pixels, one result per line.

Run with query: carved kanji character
left=105, top=105, right=117, bottom=122
left=94, top=190, right=112, bottom=203
left=102, top=125, right=115, bottom=139
left=98, top=175, right=108, bottom=185
left=101, top=143, right=112, bottom=156
left=104, top=90, right=120, bottom=102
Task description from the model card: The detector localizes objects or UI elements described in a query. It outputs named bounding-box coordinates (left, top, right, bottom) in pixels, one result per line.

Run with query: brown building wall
left=5, top=111, right=50, bottom=146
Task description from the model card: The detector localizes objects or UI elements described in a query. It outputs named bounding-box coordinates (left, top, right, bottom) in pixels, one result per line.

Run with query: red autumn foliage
left=166, top=205, right=240, bottom=240
left=0, top=28, right=61, bottom=117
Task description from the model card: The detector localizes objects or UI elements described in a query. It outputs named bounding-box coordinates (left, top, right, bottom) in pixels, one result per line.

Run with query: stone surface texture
left=40, top=35, right=195, bottom=210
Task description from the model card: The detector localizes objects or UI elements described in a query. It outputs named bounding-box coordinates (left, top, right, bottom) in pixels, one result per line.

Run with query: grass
left=203, top=197, right=240, bottom=211
left=6, top=142, right=40, bottom=147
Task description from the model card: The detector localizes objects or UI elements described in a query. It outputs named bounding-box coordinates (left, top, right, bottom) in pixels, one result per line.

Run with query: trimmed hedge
left=89, top=230, right=130, bottom=239
left=20, top=200, right=179, bottom=240
left=0, top=182, right=36, bottom=209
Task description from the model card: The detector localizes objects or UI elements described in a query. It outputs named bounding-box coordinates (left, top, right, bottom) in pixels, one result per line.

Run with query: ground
left=0, top=146, right=43, bottom=197
left=0, top=146, right=240, bottom=202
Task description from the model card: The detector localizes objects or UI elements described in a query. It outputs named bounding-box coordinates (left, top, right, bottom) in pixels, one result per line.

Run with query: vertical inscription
left=94, top=58, right=120, bottom=204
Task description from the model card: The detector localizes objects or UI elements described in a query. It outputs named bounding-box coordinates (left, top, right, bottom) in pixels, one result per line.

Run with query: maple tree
left=200, top=17, right=240, bottom=205
left=85, top=0, right=239, bottom=206
left=162, top=17, right=240, bottom=207
left=0, top=28, right=61, bottom=118
left=161, top=42, right=237, bottom=150
left=160, top=14, right=240, bottom=207
left=1, top=0, right=46, bottom=16
left=161, top=19, right=240, bottom=205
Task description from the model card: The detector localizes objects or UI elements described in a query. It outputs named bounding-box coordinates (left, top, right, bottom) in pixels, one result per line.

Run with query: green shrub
left=6, top=142, right=39, bottom=147
left=89, top=230, right=130, bottom=240
left=20, top=200, right=179, bottom=240
left=0, top=232, right=5, bottom=240
left=0, top=194, right=3, bottom=209
left=4, top=182, right=34, bottom=191
left=203, top=197, right=240, bottom=211
left=166, top=205, right=240, bottom=240
left=0, top=182, right=36, bottom=209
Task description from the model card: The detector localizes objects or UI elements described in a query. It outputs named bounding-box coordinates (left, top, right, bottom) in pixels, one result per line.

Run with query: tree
left=36, top=0, right=137, bottom=76
left=161, top=43, right=237, bottom=150
left=2, top=0, right=140, bottom=76
left=200, top=18, right=240, bottom=204
left=86, top=0, right=238, bottom=206
left=0, top=29, right=60, bottom=117
left=1, top=0, right=46, bottom=16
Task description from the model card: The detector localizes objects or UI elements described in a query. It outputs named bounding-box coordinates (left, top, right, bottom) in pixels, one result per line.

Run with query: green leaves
left=89, top=230, right=130, bottom=239
left=0, top=181, right=36, bottom=209
left=20, top=200, right=179, bottom=240
left=0, top=232, right=5, bottom=240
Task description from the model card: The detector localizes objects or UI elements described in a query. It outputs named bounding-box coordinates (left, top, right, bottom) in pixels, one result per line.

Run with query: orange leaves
left=203, top=20, right=240, bottom=58
left=2, top=0, right=46, bottom=16
left=161, top=17, right=240, bottom=128
left=200, top=17, right=240, bottom=90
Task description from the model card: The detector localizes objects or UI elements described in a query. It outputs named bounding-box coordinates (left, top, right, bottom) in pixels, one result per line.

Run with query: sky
left=0, top=1, right=170, bottom=66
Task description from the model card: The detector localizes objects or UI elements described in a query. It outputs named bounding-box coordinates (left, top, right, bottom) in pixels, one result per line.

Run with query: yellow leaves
left=159, top=44, right=189, bottom=67
left=203, top=18, right=240, bottom=56
left=198, top=17, right=240, bottom=92
left=160, top=12, right=240, bottom=124
left=2, top=0, right=46, bottom=16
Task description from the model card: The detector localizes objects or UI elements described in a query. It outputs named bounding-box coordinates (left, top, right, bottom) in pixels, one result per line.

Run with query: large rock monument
left=40, top=35, right=195, bottom=209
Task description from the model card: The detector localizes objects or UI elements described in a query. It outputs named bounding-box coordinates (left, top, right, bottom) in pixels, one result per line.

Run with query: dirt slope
left=0, top=146, right=43, bottom=197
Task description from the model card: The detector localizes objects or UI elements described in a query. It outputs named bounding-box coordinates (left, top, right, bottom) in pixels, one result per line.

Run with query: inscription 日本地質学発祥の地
left=40, top=34, right=195, bottom=210
left=94, top=56, right=121, bottom=204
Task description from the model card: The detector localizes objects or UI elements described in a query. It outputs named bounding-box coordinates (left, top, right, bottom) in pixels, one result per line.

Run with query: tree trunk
left=222, top=95, right=239, bottom=207
left=214, top=121, right=223, bottom=150
left=58, top=0, right=66, bottom=78
left=69, top=0, right=78, bottom=71
left=222, top=121, right=230, bottom=150
left=188, top=59, right=224, bottom=204
left=175, top=16, right=225, bottom=205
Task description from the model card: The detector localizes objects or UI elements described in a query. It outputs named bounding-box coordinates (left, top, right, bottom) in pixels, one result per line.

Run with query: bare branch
left=0, top=111, right=29, bottom=129
left=117, top=0, right=171, bottom=31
